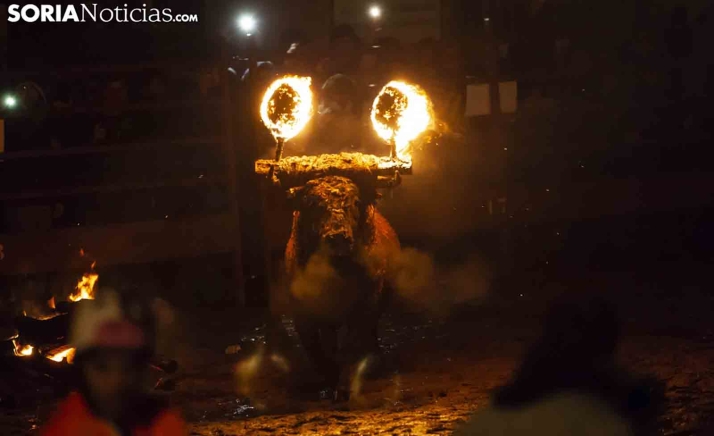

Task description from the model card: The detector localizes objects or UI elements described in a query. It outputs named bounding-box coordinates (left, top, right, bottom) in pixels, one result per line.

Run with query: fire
left=70, top=260, right=98, bottom=302
left=48, top=296, right=56, bottom=309
left=70, top=248, right=98, bottom=301
left=70, top=271, right=98, bottom=301
left=13, top=340, right=33, bottom=357
left=46, top=348, right=76, bottom=364
left=371, top=80, right=433, bottom=161
left=260, top=75, right=313, bottom=142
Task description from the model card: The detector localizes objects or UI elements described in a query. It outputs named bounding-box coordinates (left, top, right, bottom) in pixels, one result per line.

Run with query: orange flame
left=260, top=76, right=313, bottom=142
left=48, top=296, right=56, bottom=310
left=70, top=272, right=98, bottom=302
left=70, top=260, right=98, bottom=302
left=13, top=340, right=33, bottom=357
left=46, top=348, right=76, bottom=364
left=371, top=80, right=433, bottom=161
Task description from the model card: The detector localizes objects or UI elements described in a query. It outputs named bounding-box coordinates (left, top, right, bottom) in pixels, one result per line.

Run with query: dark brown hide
left=283, top=176, right=399, bottom=395
left=285, top=176, right=399, bottom=314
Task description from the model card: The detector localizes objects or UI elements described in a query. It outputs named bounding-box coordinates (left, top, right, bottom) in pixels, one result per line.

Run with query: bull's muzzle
left=323, top=233, right=353, bottom=258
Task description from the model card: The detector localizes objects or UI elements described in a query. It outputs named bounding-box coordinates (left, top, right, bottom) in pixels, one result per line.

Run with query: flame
left=13, top=340, right=33, bottom=357
left=70, top=271, right=98, bottom=301
left=48, top=296, right=56, bottom=310
left=371, top=80, right=433, bottom=160
left=260, top=76, right=313, bottom=142
left=70, top=248, right=98, bottom=302
left=70, top=261, right=98, bottom=302
left=46, top=348, right=76, bottom=364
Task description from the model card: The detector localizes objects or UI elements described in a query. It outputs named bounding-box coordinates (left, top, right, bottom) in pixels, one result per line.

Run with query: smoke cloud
left=389, top=248, right=492, bottom=318
left=288, top=247, right=344, bottom=317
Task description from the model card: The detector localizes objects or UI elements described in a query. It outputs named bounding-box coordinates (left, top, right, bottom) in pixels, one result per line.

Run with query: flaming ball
left=371, top=80, right=433, bottom=160
left=260, top=76, right=313, bottom=143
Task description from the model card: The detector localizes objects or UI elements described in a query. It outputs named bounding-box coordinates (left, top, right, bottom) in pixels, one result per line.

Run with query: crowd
left=2, top=67, right=223, bottom=153
left=1, top=23, right=465, bottom=156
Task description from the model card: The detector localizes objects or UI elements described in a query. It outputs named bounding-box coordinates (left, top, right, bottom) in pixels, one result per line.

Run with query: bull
left=282, top=175, right=400, bottom=400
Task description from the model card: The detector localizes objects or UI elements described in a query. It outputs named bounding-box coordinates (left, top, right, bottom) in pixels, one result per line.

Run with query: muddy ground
left=1, top=272, right=713, bottom=435
left=175, top=271, right=714, bottom=436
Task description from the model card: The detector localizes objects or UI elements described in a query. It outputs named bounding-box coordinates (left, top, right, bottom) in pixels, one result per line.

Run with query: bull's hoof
left=319, top=387, right=335, bottom=401
left=318, top=387, right=350, bottom=402
left=333, top=387, right=350, bottom=403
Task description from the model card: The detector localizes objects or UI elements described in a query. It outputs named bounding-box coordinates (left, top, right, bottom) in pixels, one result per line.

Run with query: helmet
left=70, top=288, right=155, bottom=355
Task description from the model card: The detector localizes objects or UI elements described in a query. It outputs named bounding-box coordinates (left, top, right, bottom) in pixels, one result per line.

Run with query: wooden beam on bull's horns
left=255, top=153, right=412, bottom=188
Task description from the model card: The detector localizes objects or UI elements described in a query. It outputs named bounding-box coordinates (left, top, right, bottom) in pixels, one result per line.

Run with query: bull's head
left=289, top=176, right=369, bottom=260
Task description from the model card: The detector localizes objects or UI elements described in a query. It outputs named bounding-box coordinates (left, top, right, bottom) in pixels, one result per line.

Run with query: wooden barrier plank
left=46, top=100, right=221, bottom=116
left=0, top=137, right=222, bottom=161
left=4, top=61, right=209, bottom=78
left=0, top=212, right=237, bottom=275
left=506, top=173, right=714, bottom=225
left=0, top=175, right=228, bottom=201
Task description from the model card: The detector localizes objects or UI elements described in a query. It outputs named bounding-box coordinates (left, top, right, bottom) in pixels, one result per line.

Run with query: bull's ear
left=286, top=186, right=304, bottom=209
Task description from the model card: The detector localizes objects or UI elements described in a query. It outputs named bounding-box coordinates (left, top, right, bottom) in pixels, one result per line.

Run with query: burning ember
left=46, top=347, right=76, bottom=364
left=260, top=76, right=314, bottom=160
left=13, top=339, right=33, bottom=357
left=371, top=80, right=433, bottom=161
left=69, top=261, right=98, bottom=302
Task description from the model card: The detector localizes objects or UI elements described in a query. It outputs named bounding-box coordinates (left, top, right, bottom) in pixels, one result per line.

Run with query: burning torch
left=370, top=80, right=433, bottom=162
left=259, top=76, right=314, bottom=161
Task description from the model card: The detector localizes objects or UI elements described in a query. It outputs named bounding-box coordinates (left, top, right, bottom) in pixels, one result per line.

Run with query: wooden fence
left=0, top=60, right=244, bottom=304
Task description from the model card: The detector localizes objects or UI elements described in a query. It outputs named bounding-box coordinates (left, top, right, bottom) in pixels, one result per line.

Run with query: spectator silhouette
left=310, top=74, right=363, bottom=154
left=317, top=24, right=362, bottom=81
left=455, top=294, right=664, bottom=435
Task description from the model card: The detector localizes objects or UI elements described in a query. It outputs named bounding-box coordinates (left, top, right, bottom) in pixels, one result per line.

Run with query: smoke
left=389, top=248, right=492, bottom=318
left=378, top=131, right=494, bottom=243
left=288, top=246, right=344, bottom=317
left=287, top=243, right=491, bottom=320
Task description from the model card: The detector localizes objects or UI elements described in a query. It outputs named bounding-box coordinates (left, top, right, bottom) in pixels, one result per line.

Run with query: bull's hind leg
left=294, top=317, right=339, bottom=397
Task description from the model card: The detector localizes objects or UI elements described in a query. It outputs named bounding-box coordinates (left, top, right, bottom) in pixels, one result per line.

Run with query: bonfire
left=11, top=250, right=98, bottom=363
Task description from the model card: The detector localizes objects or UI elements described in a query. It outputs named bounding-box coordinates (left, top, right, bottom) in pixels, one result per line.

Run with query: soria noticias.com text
left=7, top=4, right=198, bottom=23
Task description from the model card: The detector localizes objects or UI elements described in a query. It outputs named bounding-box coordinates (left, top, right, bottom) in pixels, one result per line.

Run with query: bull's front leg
left=335, top=306, right=383, bottom=401
left=294, top=316, right=340, bottom=396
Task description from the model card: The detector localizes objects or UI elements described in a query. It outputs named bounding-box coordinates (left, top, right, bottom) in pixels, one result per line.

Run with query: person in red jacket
left=42, top=287, right=187, bottom=435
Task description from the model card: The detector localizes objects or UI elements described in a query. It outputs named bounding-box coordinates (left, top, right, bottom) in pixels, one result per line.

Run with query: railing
left=0, top=60, right=244, bottom=304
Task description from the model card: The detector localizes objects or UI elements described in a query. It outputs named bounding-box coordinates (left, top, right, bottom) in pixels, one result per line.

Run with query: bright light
left=4, top=95, right=17, bottom=108
left=260, top=76, right=314, bottom=142
left=371, top=80, right=433, bottom=161
left=238, top=14, right=256, bottom=34
left=368, top=5, right=382, bottom=19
